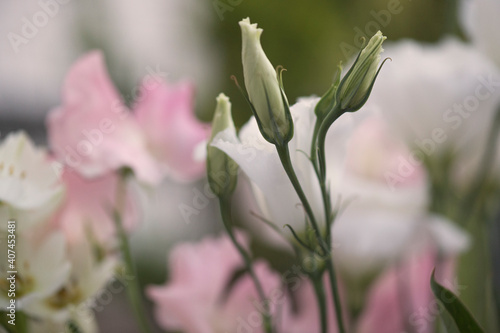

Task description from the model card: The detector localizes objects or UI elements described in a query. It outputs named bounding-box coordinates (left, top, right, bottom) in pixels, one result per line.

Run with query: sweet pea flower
left=212, top=97, right=469, bottom=279
left=51, top=169, right=138, bottom=247
left=47, top=51, right=162, bottom=184
left=0, top=131, right=64, bottom=232
left=147, top=232, right=338, bottom=333
left=48, top=51, right=210, bottom=185
left=147, top=233, right=280, bottom=333
left=133, top=79, right=210, bottom=181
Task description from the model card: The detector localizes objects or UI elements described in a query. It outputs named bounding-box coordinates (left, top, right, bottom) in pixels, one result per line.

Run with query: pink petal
left=134, top=80, right=210, bottom=181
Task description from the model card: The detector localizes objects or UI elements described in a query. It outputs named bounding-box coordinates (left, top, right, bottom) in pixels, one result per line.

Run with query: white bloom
left=212, top=97, right=321, bottom=232
left=366, top=39, right=500, bottom=181
left=0, top=232, right=71, bottom=313
left=207, top=93, right=238, bottom=197
left=27, top=239, right=117, bottom=323
left=460, top=0, right=500, bottom=67
left=0, top=131, right=64, bottom=231
left=213, top=97, right=469, bottom=277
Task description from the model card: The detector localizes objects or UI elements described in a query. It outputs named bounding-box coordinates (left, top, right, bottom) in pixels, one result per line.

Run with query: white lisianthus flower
left=0, top=232, right=71, bottom=313
left=0, top=131, right=64, bottom=231
left=365, top=39, right=500, bottom=183
left=212, top=97, right=469, bottom=278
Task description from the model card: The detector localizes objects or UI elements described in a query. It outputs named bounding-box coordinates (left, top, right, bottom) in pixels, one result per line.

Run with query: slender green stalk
left=219, top=196, right=274, bottom=333
left=312, top=277, right=328, bottom=333
left=276, top=143, right=346, bottom=333
left=113, top=175, right=153, bottom=333
left=326, top=260, right=346, bottom=333
left=276, top=144, right=328, bottom=253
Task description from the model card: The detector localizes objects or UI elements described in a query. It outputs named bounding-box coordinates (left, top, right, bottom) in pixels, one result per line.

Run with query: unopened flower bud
left=207, top=93, right=239, bottom=197
left=315, top=63, right=342, bottom=121
left=239, top=17, right=293, bottom=146
left=337, top=31, right=387, bottom=112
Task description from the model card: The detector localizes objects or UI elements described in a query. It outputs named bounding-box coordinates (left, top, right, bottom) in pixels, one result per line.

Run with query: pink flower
left=48, top=51, right=210, bottom=185
left=356, top=249, right=456, bottom=333
left=47, top=51, right=161, bottom=184
left=148, top=232, right=344, bottom=333
left=146, top=233, right=275, bottom=333
left=50, top=168, right=138, bottom=246
left=134, top=80, right=210, bottom=181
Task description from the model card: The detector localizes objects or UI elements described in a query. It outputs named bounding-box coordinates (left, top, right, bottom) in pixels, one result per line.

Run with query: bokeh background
left=0, top=0, right=473, bottom=331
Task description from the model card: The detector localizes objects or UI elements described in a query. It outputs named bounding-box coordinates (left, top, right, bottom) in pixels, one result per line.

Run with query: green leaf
left=430, top=269, right=484, bottom=333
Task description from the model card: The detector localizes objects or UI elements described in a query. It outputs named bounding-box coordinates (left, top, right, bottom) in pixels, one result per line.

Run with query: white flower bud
left=239, top=18, right=292, bottom=145
left=207, top=93, right=238, bottom=197
left=337, top=31, right=387, bottom=111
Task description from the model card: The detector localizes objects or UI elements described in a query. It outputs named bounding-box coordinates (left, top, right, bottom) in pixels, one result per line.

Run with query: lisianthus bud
left=239, top=17, right=293, bottom=146
left=315, top=63, right=342, bottom=121
left=337, top=31, right=387, bottom=111
left=207, top=93, right=239, bottom=197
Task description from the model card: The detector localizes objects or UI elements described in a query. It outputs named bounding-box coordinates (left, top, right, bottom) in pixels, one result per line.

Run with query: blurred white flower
left=0, top=131, right=64, bottom=231
left=0, top=232, right=71, bottom=315
left=27, top=239, right=117, bottom=324
left=366, top=39, right=500, bottom=182
left=460, top=0, right=500, bottom=67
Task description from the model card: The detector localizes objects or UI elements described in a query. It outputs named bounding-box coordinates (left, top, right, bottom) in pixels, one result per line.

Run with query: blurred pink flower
left=147, top=233, right=343, bottom=333
left=48, top=51, right=209, bottom=185
left=356, top=250, right=455, bottom=333
left=134, top=80, right=210, bottom=181
left=51, top=168, right=138, bottom=246
left=47, top=51, right=161, bottom=184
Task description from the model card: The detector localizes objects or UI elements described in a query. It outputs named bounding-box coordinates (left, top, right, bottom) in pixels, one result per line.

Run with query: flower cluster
left=0, top=51, right=209, bottom=331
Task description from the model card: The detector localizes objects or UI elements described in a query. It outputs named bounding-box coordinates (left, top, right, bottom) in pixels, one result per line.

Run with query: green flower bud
left=239, top=17, right=293, bottom=146
left=207, top=93, right=239, bottom=197
left=315, top=63, right=342, bottom=121
left=337, top=31, right=387, bottom=112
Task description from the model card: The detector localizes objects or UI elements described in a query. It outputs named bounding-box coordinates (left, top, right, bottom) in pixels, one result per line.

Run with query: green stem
left=276, top=143, right=346, bottom=333
left=312, top=277, right=328, bottom=333
left=326, top=260, right=346, bottom=333
left=276, top=144, right=328, bottom=254
left=113, top=176, right=153, bottom=333
left=219, top=197, right=274, bottom=333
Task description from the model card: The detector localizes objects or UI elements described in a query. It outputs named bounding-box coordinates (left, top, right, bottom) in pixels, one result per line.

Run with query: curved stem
left=276, top=144, right=328, bottom=254
left=219, top=197, right=274, bottom=333
left=113, top=175, right=153, bottom=333
left=276, top=143, right=346, bottom=333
